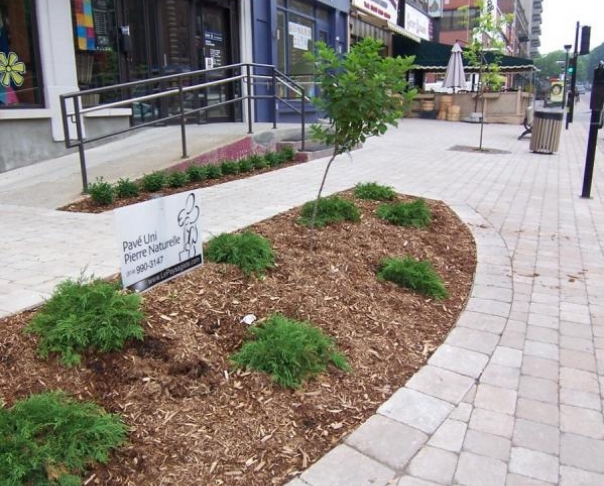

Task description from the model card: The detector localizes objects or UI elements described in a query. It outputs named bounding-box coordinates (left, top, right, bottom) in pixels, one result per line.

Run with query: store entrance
left=79, top=0, right=239, bottom=123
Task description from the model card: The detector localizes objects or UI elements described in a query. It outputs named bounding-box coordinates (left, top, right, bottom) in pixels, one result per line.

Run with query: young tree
left=459, top=0, right=512, bottom=149
left=305, top=38, right=416, bottom=248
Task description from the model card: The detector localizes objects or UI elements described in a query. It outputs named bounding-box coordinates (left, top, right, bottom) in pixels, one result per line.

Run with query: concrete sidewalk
left=1, top=112, right=604, bottom=485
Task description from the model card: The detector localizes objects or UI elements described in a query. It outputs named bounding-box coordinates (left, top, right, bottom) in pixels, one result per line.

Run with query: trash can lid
left=534, top=110, right=564, bottom=120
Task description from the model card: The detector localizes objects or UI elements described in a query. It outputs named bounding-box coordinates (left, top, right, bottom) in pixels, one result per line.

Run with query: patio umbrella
left=442, top=42, right=466, bottom=92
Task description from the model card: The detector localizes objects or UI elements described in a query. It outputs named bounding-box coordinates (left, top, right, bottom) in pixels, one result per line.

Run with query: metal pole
left=562, top=46, right=571, bottom=114
left=566, top=22, right=580, bottom=129
left=272, top=69, right=278, bottom=129
left=246, top=64, right=253, bottom=134
left=301, top=88, right=306, bottom=152
left=580, top=109, right=601, bottom=198
left=178, top=77, right=188, bottom=158
left=73, top=96, right=88, bottom=193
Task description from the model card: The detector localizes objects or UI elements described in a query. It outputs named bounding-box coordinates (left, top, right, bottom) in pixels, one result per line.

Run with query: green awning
left=393, top=37, right=535, bottom=73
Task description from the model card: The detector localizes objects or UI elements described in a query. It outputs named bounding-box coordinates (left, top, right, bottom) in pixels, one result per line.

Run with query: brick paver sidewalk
left=1, top=111, right=603, bottom=485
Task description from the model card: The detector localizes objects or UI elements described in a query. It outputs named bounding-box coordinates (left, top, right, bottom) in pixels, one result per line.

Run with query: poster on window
left=115, top=190, right=203, bottom=292
left=289, top=22, right=312, bottom=51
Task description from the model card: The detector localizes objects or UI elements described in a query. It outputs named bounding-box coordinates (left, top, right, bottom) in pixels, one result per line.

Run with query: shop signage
left=428, top=0, right=443, bottom=18
left=352, top=0, right=399, bottom=23
left=115, top=190, right=203, bottom=292
left=289, top=22, right=312, bottom=50
left=405, top=5, right=430, bottom=40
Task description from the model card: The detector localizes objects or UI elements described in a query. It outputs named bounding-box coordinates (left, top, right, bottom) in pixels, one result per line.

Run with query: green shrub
left=298, top=196, right=361, bottom=228
left=354, top=182, right=396, bottom=201
left=264, top=151, right=281, bottom=167
left=0, top=391, right=127, bottom=486
left=376, top=199, right=432, bottom=227
left=377, top=256, right=448, bottom=299
left=279, top=146, right=296, bottom=162
left=204, top=231, right=275, bottom=277
left=231, top=314, right=350, bottom=388
left=114, top=178, right=140, bottom=199
left=249, top=153, right=269, bottom=170
left=186, top=164, right=208, bottom=182
left=24, top=278, right=144, bottom=366
left=220, top=160, right=239, bottom=175
left=140, top=171, right=166, bottom=192
left=87, top=177, right=114, bottom=206
left=166, top=170, right=189, bottom=188
left=205, top=164, right=223, bottom=179
left=237, top=157, right=254, bottom=173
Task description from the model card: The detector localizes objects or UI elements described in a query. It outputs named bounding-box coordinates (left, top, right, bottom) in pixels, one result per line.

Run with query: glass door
left=197, top=3, right=233, bottom=121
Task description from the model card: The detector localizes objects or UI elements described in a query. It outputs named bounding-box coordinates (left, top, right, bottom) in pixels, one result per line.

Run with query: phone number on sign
left=127, top=256, right=165, bottom=277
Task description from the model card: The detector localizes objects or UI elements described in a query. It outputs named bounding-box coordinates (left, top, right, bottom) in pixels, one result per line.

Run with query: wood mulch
left=0, top=190, right=476, bottom=485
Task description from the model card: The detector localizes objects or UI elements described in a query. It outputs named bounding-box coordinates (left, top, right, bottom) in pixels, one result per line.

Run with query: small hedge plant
left=140, top=171, right=166, bottom=192
left=186, top=164, right=208, bottom=182
left=376, top=199, right=432, bottom=228
left=88, top=177, right=114, bottom=206
left=204, top=231, right=275, bottom=277
left=299, top=196, right=361, bottom=228
left=354, top=182, right=396, bottom=201
left=231, top=314, right=351, bottom=388
left=24, top=278, right=144, bottom=366
left=0, top=391, right=127, bottom=486
left=115, top=178, right=140, bottom=198
left=166, top=170, right=189, bottom=188
left=377, top=256, right=448, bottom=300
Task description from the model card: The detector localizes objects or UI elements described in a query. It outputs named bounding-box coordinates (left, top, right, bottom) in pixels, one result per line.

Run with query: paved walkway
left=1, top=104, right=604, bottom=485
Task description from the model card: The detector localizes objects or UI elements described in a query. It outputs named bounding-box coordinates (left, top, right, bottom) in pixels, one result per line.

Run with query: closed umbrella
left=442, top=42, right=466, bottom=92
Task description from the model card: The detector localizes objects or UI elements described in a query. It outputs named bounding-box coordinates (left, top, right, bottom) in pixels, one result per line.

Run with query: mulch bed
left=1, top=191, right=476, bottom=485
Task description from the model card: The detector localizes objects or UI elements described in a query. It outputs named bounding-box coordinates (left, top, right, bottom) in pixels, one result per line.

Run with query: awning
left=386, top=23, right=421, bottom=43
left=393, top=37, right=535, bottom=73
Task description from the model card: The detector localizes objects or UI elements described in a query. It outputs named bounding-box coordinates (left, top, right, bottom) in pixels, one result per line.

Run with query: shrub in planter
left=186, top=164, right=208, bottom=182
left=204, top=231, right=275, bottom=277
left=0, top=391, right=127, bottom=486
left=249, top=153, right=269, bottom=170
left=231, top=314, right=350, bottom=388
left=24, top=278, right=144, bottom=366
left=279, top=146, right=296, bottom=162
left=377, top=256, right=448, bottom=299
left=166, top=170, right=189, bottom=188
left=220, top=160, right=239, bottom=175
left=354, top=182, right=396, bottom=201
left=88, top=177, right=114, bottom=206
left=376, top=199, right=431, bottom=228
left=140, top=171, right=166, bottom=192
left=205, top=164, right=223, bottom=179
left=298, top=196, right=361, bottom=228
left=115, top=178, right=140, bottom=198
left=237, top=157, right=254, bottom=173
left=264, top=151, right=281, bottom=167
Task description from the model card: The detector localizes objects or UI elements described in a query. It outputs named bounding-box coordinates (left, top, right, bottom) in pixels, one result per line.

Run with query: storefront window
left=0, top=0, right=43, bottom=108
left=277, top=1, right=330, bottom=99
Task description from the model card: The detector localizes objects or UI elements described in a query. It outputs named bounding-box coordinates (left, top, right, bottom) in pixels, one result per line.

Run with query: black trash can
left=530, top=110, right=564, bottom=154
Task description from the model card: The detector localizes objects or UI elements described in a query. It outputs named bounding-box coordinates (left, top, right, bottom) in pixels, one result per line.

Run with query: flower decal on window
left=0, top=51, right=26, bottom=87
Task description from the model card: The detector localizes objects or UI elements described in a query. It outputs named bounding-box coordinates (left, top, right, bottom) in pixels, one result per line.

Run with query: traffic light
left=568, top=57, right=577, bottom=76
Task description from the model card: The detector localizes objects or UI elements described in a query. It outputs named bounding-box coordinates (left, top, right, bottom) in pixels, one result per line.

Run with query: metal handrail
left=60, top=63, right=308, bottom=192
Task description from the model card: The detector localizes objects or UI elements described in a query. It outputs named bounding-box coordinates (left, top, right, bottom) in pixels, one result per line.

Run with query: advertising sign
left=289, top=22, right=312, bottom=51
left=549, top=81, right=564, bottom=105
left=405, top=4, right=430, bottom=40
left=428, top=0, right=443, bottom=18
left=115, top=190, right=203, bottom=292
left=352, top=0, right=399, bottom=23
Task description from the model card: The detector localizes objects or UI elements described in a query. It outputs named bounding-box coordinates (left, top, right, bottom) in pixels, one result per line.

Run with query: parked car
left=576, top=83, right=586, bottom=95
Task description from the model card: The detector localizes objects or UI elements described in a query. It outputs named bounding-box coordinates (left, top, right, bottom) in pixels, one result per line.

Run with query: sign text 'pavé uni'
left=122, top=232, right=181, bottom=264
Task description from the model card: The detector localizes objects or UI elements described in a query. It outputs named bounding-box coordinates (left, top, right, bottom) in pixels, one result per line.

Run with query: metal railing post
left=73, top=96, right=88, bottom=192
left=178, top=77, right=188, bottom=158
left=246, top=64, right=253, bottom=134
left=272, top=69, right=278, bottom=129
left=301, top=88, right=306, bottom=151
